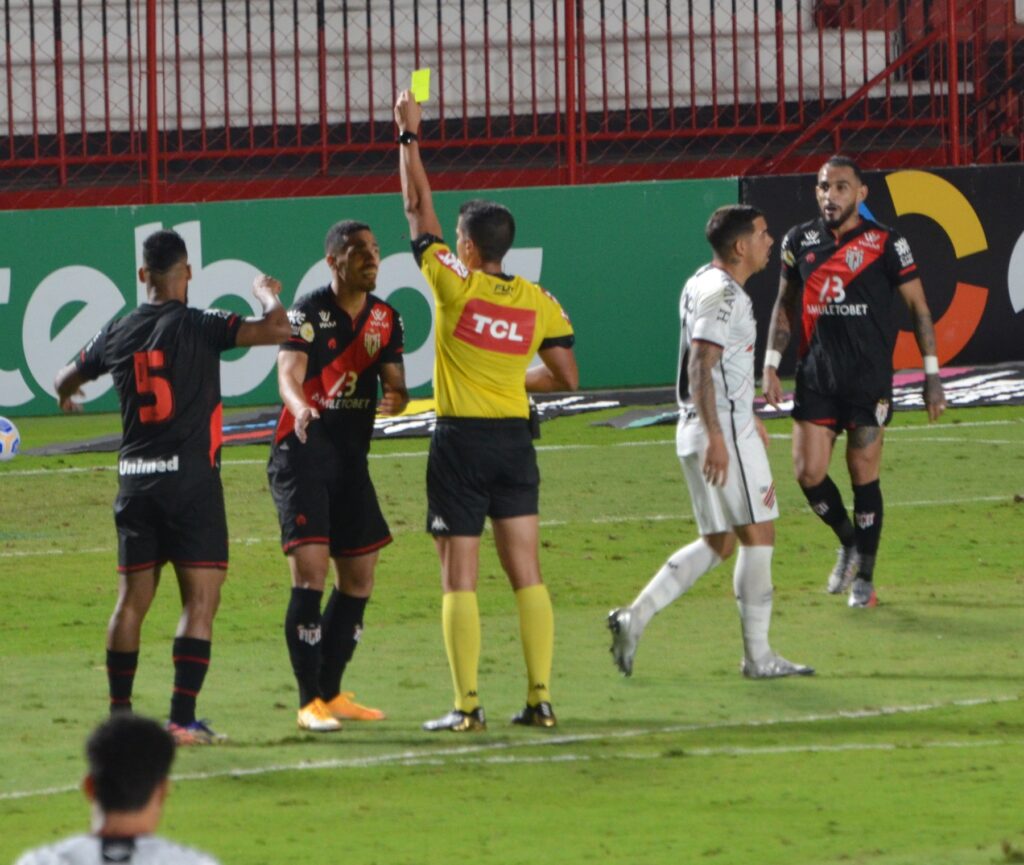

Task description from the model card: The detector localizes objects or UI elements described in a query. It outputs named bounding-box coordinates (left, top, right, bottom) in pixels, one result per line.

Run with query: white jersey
left=675, top=263, right=758, bottom=456
left=15, top=834, right=221, bottom=865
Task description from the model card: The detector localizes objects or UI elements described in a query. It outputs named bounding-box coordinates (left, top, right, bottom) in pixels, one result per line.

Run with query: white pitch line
left=0, top=695, right=1016, bottom=802
left=5, top=416, right=1020, bottom=478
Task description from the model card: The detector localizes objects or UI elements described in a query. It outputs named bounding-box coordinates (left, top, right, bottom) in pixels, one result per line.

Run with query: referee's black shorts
left=267, top=437, right=391, bottom=558
left=426, top=417, right=539, bottom=537
left=114, top=476, right=228, bottom=574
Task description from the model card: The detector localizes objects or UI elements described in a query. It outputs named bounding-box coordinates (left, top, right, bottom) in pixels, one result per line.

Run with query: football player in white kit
left=608, top=204, right=813, bottom=680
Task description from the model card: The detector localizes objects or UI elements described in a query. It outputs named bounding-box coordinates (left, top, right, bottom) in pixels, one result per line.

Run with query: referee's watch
left=398, top=130, right=418, bottom=145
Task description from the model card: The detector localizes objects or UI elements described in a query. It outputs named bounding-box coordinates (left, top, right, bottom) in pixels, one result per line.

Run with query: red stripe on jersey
left=453, top=299, right=536, bottom=355
left=209, top=402, right=223, bottom=467
left=275, top=303, right=395, bottom=443
left=800, top=236, right=887, bottom=356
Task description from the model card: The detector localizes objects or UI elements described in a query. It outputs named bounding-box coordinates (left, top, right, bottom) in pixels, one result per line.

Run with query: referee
left=395, top=90, right=578, bottom=732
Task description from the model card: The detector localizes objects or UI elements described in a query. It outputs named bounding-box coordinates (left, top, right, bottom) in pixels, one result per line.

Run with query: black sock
left=169, top=637, right=211, bottom=726
left=852, top=480, right=884, bottom=582
left=285, top=588, right=324, bottom=707
left=318, top=591, right=369, bottom=702
left=800, top=476, right=856, bottom=547
left=106, top=650, right=138, bottom=713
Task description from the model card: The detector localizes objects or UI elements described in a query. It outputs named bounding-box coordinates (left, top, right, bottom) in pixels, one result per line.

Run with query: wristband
left=397, top=130, right=418, bottom=145
left=763, top=349, right=782, bottom=370
left=923, top=355, right=939, bottom=375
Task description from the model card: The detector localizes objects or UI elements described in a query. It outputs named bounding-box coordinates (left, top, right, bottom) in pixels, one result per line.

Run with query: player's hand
left=762, top=366, right=783, bottom=408
left=924, top=375, right=946, bottom=422
left=703, top=434, right=729, bottom=487
left=394, top=90, right=421, bottom=135
left=253, top=274, right=282, bottom=300
left=58, top=391, right=84, bottom=413
left=378, top=389, right=408, bottom=417
left=294, top=406, right=320, bottom=444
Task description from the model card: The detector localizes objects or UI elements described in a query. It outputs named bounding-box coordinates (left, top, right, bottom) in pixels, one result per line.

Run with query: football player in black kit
left=267, top=220, right=409, bottom=732
left=762, top=156, right=946, bottom=608
left=54, top=229, right=290, bottom=744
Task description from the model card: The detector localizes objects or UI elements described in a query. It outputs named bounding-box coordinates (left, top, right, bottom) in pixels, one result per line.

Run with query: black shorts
left=114, top=477, right=228, bottom=574
left=267, top=440, right=391, bottom=557
left=426, top=418, right=539, bottom=536
left=792, top=384, right=894, bottom=433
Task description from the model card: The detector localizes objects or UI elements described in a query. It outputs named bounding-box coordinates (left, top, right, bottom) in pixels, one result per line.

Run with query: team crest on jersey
left=845, top=248, right=864, bottom=272
left=364, top=329, right=381, bottom=357
left=802, top=229, right=821, bottom=247
left=435, top=248, right=470, bottom=279
left=318, top=311, right=336, bottom=328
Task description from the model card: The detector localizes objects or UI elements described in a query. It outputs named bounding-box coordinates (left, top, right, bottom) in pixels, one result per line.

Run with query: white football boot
left=741, top=652, right=815, bottom=679
left=607, top=608, right=642, bottom=677
left=826, top=545, right=859, bottom=594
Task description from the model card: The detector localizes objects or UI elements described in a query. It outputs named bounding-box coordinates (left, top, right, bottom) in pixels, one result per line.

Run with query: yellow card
left=411, top=68, right=431, bottom=103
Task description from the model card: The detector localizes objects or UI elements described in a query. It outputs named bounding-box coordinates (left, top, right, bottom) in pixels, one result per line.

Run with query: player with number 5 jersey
left=55, top=229, right=290, bottom=744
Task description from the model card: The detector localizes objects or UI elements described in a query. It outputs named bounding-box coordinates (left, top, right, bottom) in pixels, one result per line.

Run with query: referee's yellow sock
left=442, top=591, right=481, bottom=713
left=515, top=583, right=554, bottom=706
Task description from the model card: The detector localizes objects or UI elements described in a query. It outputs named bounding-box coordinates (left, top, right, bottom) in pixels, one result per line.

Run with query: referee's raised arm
left=395, top=90, right=442, bottom=239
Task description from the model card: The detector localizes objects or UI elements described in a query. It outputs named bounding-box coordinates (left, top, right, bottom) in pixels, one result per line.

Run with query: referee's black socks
left=285, top=587, right=324, bottom=707
left=800, top=476, right=856, bottom=548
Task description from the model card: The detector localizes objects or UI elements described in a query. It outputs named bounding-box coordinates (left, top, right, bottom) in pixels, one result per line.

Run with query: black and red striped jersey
left=780, top=216, right=918, bottom=399
left=75, top=301, right=242, bottom=493
left=274, top=287, right=404, bottom=452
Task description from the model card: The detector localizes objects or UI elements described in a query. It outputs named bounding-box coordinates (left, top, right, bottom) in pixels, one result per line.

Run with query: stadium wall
left=742, top=164, right=1024, bottom=375
left=4, top=164, right=1023, bottom=418
left=0, top=177, right=734, bottom=416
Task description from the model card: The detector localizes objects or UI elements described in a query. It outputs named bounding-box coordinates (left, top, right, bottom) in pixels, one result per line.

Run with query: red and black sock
left=852, top=479, right=884, bottom=582
left=800, top=476, right=856, bottom=547
left=169, top=637, right=211, bottom=726
left=285, top=587, right=323, bottom=707
left=318, top=591, right=369, bottom=702
left=106, top=650, right=138, bottom=713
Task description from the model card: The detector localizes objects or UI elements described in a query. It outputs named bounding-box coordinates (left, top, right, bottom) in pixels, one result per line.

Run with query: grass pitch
left=1, top=402, right=1022, bottom=864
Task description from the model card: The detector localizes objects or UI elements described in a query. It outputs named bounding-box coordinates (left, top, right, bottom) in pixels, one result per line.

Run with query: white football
left=0, top=416, right=21, bottom=461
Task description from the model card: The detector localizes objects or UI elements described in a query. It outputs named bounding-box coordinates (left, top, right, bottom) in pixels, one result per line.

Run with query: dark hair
left=705, top=205, right=763, bottom=258
left=142, top=230, right=188, bottom=274
left=324, top=220, right=371, bottom=256
left=822, top=154, right=864, bottom=183
left=86, top=715, right=175, bottom=812
left=458, top=199, right=515, bottom=263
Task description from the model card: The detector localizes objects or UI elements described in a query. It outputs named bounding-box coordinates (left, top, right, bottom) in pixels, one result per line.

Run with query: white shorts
left=678, top=426, right=779, bottom=534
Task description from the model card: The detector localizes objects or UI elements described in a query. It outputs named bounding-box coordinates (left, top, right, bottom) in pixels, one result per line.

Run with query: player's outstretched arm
left=378, top=362, right=410, bottom=416
left=236, top=275, right=290, bottom=347
left=898, top=277, right=947, bottom=422
left=395, top=90, right=442, bottom=239
left=526, top=346, right=579, bottom=393
left=277, top=350, right=319, bottom=444
left=689, top=338, right=728, bottom=486
left=762, top=274, right=800, bottom=407
left=54, top=363, right=87, bottom=413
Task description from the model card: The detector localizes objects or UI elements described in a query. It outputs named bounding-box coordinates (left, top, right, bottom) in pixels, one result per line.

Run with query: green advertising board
left=0, top=178, right=735, bottom=417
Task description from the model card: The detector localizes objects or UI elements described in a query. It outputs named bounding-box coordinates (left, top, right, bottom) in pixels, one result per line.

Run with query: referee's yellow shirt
left=417, top=237, right=574, bottom=419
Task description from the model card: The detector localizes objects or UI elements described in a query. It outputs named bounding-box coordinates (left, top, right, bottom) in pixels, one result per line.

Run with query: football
left=0, top=416, right=21, bottom=461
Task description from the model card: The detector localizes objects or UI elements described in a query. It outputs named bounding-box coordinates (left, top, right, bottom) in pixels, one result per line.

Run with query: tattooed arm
left=688, top=339, right=729, bottom=486
left=762, top=274, right=802, bottom=407
left=897, top=278, right=946, bottom=422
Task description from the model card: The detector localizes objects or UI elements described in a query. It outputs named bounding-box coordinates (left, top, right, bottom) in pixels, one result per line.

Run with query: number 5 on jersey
left=134, top=350, right=175, bottom=423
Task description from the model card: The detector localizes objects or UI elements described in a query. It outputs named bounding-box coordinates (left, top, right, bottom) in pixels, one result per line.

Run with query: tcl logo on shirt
left=453, top=299, right=536, bottom=355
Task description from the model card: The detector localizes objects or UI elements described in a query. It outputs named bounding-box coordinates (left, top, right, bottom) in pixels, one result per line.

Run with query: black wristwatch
left=398, top=130, right=418, bottom=145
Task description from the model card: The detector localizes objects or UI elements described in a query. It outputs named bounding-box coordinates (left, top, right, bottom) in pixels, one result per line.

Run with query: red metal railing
left=0, top=0, right=1020, bottom=210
